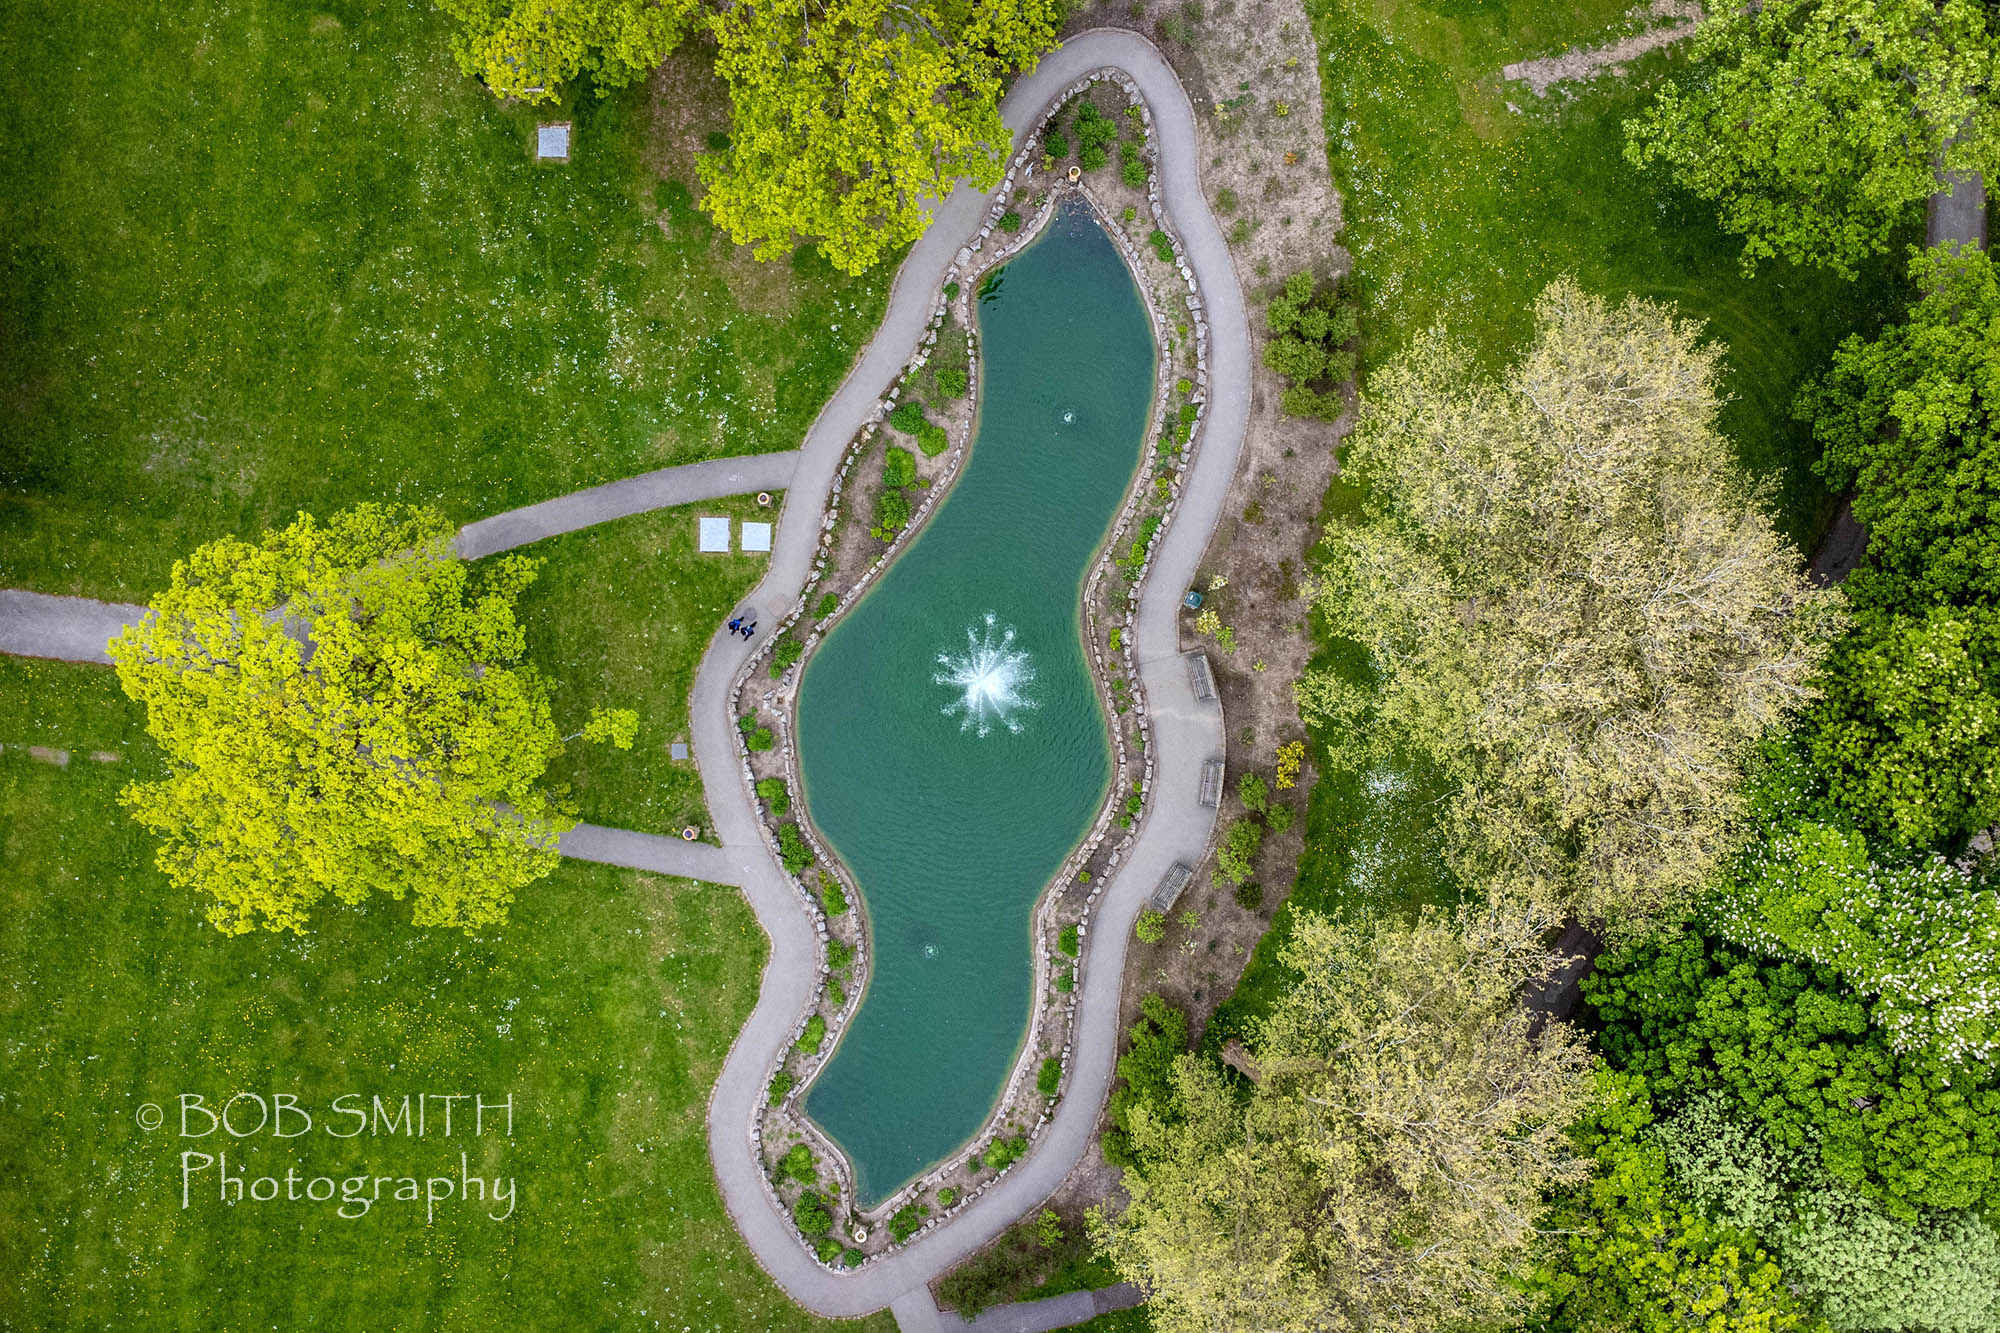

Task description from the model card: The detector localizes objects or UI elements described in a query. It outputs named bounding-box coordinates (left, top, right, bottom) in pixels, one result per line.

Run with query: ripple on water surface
left=795, top=202, right=1156, bottom=1203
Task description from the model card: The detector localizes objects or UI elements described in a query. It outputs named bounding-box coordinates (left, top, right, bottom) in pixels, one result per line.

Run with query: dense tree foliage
left=440, top=0, right=1062, bottom=273
left=1100, top=993, right=1189, bottom=1171
left=1533, top=1074, right=1827, bottom=1333
left=1096, top=904, right=1590, bottom=1332
left=109, top=506, right=630, bottom=935
left=1625, top=0, right=2000, bottom=275
left=1708, top=749, right=2000, bottom=1065
left=1802, top=248, right=2000, bottom=612
left=1587, top=931, right=2000, bottom=1218
left=1793, top=247, right=2000, bottom=848
left=439, top=0, right=697, bottom=99
left=1262, top=270, right=1359, bottom=419
left=1301, top=279, right=1839, bottom=928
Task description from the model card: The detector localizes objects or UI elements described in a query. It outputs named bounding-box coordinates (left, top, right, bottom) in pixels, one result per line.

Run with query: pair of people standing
left=727, top=616, right=757, bottom=640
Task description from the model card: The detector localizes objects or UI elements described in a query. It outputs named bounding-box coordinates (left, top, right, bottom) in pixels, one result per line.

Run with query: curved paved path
left=688, top=29, right=1246, bottom=1319
left=0, top=29, right=1248, bottom=1323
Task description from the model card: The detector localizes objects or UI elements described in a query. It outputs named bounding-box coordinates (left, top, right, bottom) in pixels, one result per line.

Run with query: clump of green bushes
left=1103, top=994, right=1189, bottom=1169
left=779, top=1143, right=816, bottom=1185
left=778, top=822, right=814, bottom=874
left=935, top=366, right=967, bottom=398
left=884, top=445, right=916, bottom=489
left=1148, top=229, right=1174, bottom=263
left=1075, top=101, right=1118, bottom=170
left=739, top=714, right=774, bottom=751
left=888, top=400, right=926, bottom=433
left=983, top=1134, right=1028, bottom=1170
left=890, top=1201, right=931, bottom=1242
left=768, top=1071, right=794, bottom=1106
left=998, top=211, right=1023, bottom=234
left=1037, top=1058, right=1062, bottom=1097
left=755, top=776, right=790, bottom=816
left=822, top=878, right=850, bottom=917
left=1058, top=923, right=1079, bottom=957
left=1264, top=269, right=1359, bottom=419
left=1214, top=771, right=1292, bottom=888
left=796, top=1014, right=827, bottom=1056
left=769, top=633, right=804, bottom=678
left=1120, top=139, right=1148, bottom=188
left=794, top=1189, right=832, bottom=1235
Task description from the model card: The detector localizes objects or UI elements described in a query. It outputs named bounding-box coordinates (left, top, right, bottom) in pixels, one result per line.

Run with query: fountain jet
left=935, top=613, right=1035, bottom=737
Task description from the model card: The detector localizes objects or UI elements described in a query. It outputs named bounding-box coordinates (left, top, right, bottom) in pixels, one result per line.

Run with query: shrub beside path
left=0, top=29, right=1249, bottom=1328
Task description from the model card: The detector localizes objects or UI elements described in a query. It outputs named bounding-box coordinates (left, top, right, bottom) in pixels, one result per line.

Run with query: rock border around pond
left=722, top=70, right=1223, bottom=1270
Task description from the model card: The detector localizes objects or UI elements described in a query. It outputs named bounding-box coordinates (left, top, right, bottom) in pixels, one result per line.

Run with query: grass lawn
left=0, top=1, right=888, bottom=602
left=1307, top=0, right=1909, bottom=549
left=510, top=493, right=777, bottom=836
left=0, top=657, right=891, bottom=1331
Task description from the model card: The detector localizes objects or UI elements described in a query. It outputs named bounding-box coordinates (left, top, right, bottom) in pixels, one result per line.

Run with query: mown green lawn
left=0, top=657, right=889, bottom=1331
left=0, top=0, right=887, bottom=601
left=513, top=494, right=776, bottom=836
left=1217, top=0, right=1909, bottom=1032
left=1311, top=0, right=1908, bottom=548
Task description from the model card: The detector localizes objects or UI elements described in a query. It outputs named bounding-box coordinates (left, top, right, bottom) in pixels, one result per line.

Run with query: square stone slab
left=536, top=123, right=570, bottom=160
left=698, top=516, right=731, bottom=552
left=670, top=741, right=689, bottom=761
left=740, top=521, right=773, bottom=552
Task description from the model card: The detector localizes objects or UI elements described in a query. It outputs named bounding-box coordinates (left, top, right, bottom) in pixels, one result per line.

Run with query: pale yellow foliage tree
left=1094, top=901, right=1592, bottom=1332
left=1299, top=279, right=1842, bottom=929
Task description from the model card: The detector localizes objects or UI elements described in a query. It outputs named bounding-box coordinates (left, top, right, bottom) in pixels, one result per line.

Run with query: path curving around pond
left=688, top=29, right=1247, bottom=1319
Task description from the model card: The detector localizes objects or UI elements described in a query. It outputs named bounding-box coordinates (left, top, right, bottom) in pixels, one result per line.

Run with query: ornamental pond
left=796, top=201, right=1156, bottom=1204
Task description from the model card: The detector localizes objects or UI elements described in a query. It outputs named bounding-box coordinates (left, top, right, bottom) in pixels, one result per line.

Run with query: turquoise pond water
left=796, top=202, right=1156, bottom=1203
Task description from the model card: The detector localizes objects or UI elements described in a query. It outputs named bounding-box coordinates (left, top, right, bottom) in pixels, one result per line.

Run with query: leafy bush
left=826, top=937, right=852, bottom=970
left=938, top=1186, right=957, bottom=1208
left=943, top=280, right=960, bottom=301
left=1134, top=909, right=1166, bottom=943
left=822, top=880, right=850, bottom=917
left=998, top=211, right=1023, bottom=234
left=1212, top=818, right=1264, bottom=887
left=984, top=1134, right=1028, bottom=1170
left=1264, top=270, right=1360, bottom=416
left=872, top=487, right=911, bottom=539
left=884, top=445, right=916, bottom=489
left=1233, top=880, right=1264, bottom=910
left=793, top=1189, right=832, bottom=1235
left=744, top=726, right=773, bottom=752
left=1054, top=966, right=1074, bottom=993
left=1037, top=1057, right=1061, bottom=1097
left=827, top=980, right=846, bottom=1009
left=890, top=1201, right=929, bottom=1242
left=1058, top=924, right=1080, bottom=957
left=768, top=1071, right=794, bottom=1106
left=1237, top=772, right=1268, bottom=814
left=1215, top=186, right=1238, bottom=214
left=1147, top=229, right=1174, bottom=262
left=915, top=422, right=949, bottom=456
left=1264, top=802, right=1294, bottom=834
left=777, top=823, right=814, bottom=875
left=768, top=633, right=804, bottom=678
left=1075, top=101, right=1118, bottom=170
left=755, top=777, right=791, bottom=816
left=796, top=1014, right=827, bottom=1056
left=934, top=366, right=967, bottom=398
left=1120, top=140, right=1148, bottom=187
left=779, top=1143, right=816, bottom=1185
left=842, top=1246, right=864, bottom=1267
left=1043, top=128, right=1070, bottom=160
left=813, top=591, right=838, bottom=618
left=1103, top=994, right=1190, bottom=1169
left=888, top=400, right=927, bottom=433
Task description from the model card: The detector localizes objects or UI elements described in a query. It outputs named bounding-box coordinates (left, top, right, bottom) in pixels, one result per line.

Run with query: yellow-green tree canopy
left=1094, top=903, right=1592, bottom=1333
left=438, top=0, right=699, bottom=100
left=437, top=0, right=1063, bottom=273
left=109, top=505, right=632, bottom=936
left=1625, top=0, right=2000, bottom=277
left=1300, top=279, right=1842, bottom=929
